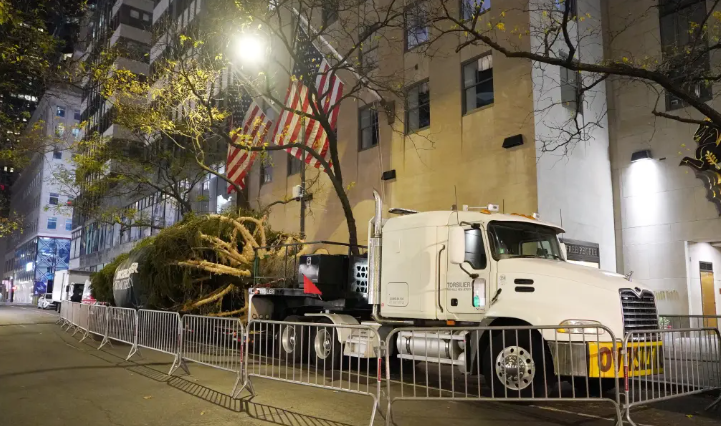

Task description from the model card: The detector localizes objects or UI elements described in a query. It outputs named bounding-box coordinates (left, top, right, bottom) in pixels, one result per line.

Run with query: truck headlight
left=558, top=320, right=606, bottom=335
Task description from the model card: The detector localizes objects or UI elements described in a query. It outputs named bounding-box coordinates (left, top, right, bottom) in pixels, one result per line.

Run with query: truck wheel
left=311, top=318, right=342, bottom=369
left=482, top=330, right=551, bottom=397
left=278, top=316, right=305, bottom=362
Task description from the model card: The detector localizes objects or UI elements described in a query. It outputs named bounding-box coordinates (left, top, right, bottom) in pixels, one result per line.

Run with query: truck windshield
left=487, top=221, right=562, bottom=261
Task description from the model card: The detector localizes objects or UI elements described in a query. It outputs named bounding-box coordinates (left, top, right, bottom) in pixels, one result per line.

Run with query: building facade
left=1, top=88, right=80, bottom=303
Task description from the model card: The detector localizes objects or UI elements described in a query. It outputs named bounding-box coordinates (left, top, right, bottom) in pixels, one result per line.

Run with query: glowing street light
left=234, top=34, right=266, bottom=65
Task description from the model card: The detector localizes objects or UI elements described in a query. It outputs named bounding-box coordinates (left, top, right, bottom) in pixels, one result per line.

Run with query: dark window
left=406, top=80, right=430, bottom=133
left=701, top=261, right=714, bottom=271
left=359, top=25, right=379, bottom=72
left=65, top=219, right=72, bottom=231
left=288, top=154, right=303, bottom=176
left=405, top=1, right=429, bottom=50
left=322, top=0, right=338, bottom=27
left=659, top=0, right=711, bottom=110
left=53, top=149, right=62, bottom=160
left=464, top=228, right=487, bottom=269
left=47, top=217, right=57, bottom=230
left=462, top=55, right=494, bottom=113
left=559, top=51, right=582, bottom=111
left=461, top=0, right=491, bottom=20
left=554, top=0, right=577, bottom=16
left=359, top=105, right=379, bottom=150
left=73, top=110, right=81, bottom=120
left=49, top=193, right=59, bottom=205
left=56, top=106, right=65, bottom=117
left=260, top=162, right=273, bottom=185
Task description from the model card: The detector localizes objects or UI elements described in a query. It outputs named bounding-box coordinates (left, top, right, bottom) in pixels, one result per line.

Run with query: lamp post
left=233, top=33, right=310, bottom=238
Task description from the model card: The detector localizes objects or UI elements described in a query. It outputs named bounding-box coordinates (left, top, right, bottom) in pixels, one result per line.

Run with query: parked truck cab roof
left=383, top=210, right=565, bottom=234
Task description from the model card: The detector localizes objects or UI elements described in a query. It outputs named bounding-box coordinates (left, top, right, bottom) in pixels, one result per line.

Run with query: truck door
left=444, top=225, right=492, bottom=317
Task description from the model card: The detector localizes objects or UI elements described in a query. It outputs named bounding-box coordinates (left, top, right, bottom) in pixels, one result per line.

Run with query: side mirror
left=448, top=227, right=465, bottom=265
left=559, top=242, right=567, bottom=261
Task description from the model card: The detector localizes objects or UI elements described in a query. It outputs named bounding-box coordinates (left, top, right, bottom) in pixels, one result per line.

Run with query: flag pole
left=300, top=117, right=306, bottom=239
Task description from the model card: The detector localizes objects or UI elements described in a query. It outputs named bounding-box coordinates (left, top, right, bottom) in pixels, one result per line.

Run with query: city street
left=0, top=303, right=720, bottom=426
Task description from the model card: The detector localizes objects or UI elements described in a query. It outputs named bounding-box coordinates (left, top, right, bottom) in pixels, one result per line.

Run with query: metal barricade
left=241, top=319, right=383, bottom=426
left=134, top=309, right=188, bottom=375
left=180, top=315, right=244, bottom=395
left=64, top=302, right=79, bottom=331
left=57, top=300, right=69, bottom=325
left=384, top=325, right=622, bottom=426
left=100, top=307, right=138, bottom=359
left=71, top=303, right=89, bottom=336
left=623, top=327, right=721, bottom=425
left=660, top=314, right=721, bottom=330
left=81, top=304, right=108, bottom=343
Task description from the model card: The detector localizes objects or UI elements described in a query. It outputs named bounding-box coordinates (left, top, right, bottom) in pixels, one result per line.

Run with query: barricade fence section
left=660, top=314, right=721, bottom=331
left=623, top=327, right=721, bottom=425
left=136, top=309, right=188, bottom=375
left=243, top=319, right=383, bottom=426
left=181, top=315, right=243, bottom=373
left=384, top=325, right=622, bottom=426
left=57, top=301, right=69, bottom=324
left=82, top=304, right=108, bottom=343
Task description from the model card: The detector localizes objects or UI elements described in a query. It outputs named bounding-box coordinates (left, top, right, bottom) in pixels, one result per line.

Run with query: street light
left=233, top=33, right=266, bottom=65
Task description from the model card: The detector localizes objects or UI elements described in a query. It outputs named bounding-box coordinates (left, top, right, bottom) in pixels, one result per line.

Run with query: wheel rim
left=314, top=328, right=333, bottom=360
left=495, top=345, right=536, bottom=391
left=281, top=325, right=297, bottom=353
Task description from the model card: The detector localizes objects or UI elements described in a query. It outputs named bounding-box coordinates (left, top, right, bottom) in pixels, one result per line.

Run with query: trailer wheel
left=311, top=318, right=342, bottom=369
left=482, top=329, right=551, bottom=397
left=278, top=316, right=305, bottom=362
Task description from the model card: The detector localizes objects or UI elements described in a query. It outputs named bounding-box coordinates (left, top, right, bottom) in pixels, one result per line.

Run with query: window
left=487, top=222, right=562, bottom=261
left=56, top=106, right=65, bottom=117
left=322, top=0, right=338, bottom=27
left=359, top=26, right=379, bottom=72
left=406, top=80, right=430, bottom=133
left=462, top=55, right=494, bottom=113
left=359, top=105, right=379, bottom=150
left=405, top=1, right=429, bottom=50
left=660, top=0, right=711, bottom=110
left=142, top=12, right=151, bottom=22
left=72, top=128, right=80, bottom=139
left=65, top=219, right=72, bottom=231
left=47, top=217, right=57, bottom=230
left=49, top=193, right=59, bottom=205
left=559, top=51, right=582, bottom=111
left=55, top=123, right=65, bottom=137
left=461, top=0, right=491, bottom=20
left=53, top=149, right=62, bottom=160
left=288, top=154, right=303, bottom=176
left=130, top=9, right=140, bottom=19
left=554, top=0, right=577, bottom=16
left=464, top=228, right=487, bottom=269
left=260, top=162, right=273, bottom=185
left=73, top=110, right=81, bottom=120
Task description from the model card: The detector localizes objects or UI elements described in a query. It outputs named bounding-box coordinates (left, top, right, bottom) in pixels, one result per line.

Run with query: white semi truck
left=248, top=191, right=660, bottom=395
left=52, top=270, right=94, bottom=306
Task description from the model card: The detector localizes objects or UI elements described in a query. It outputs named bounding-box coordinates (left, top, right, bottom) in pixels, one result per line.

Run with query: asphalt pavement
left=1, top=303, right=721, bottom=426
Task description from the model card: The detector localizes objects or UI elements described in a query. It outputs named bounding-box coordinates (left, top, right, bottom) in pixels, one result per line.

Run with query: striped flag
left=226, top=100, right=273, bottom=193
left=272, top=28, right=344, bottom=170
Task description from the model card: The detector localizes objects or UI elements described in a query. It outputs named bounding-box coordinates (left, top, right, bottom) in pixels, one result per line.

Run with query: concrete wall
left=606, top=0, right=721, bottom=314
left=530, top=0, right=616, bottom=271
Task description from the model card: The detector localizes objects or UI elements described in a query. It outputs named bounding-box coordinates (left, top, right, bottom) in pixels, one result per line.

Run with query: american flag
left=272, top=27, right=344, bottom=170
left=226, top=100, right=272, bottom=193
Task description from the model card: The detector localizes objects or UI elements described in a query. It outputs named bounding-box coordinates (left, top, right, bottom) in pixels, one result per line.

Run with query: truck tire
left=482, top=329, right=552, bottom=397
left=310, top=318, right=342, bottom=370
left=278, top=315, right=305, bottom=363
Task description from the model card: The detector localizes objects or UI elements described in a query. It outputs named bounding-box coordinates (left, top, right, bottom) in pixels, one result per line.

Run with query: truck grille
left=620, top=289, right=659, bottom=335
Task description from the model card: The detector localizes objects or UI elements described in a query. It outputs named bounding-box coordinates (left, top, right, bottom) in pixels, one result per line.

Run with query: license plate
left=588, top=341, right=663, bottom=378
